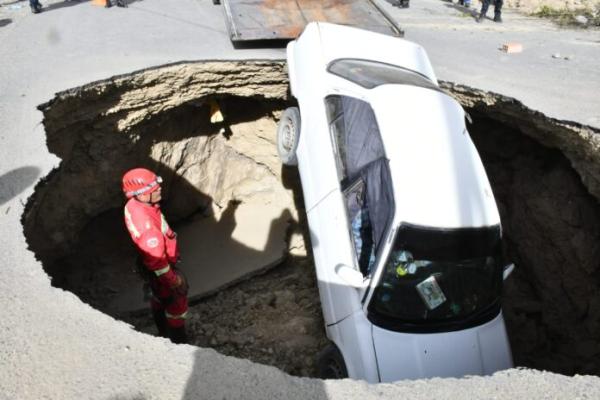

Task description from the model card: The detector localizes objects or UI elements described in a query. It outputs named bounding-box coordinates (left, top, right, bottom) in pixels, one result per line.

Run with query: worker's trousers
left=480, top=0, right=503, bottom=16
left=149, top=276, right=188, bottom=328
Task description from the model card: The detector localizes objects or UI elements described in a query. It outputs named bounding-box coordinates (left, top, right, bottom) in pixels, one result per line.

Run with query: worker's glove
left=172, top=269, right=189, bottom=296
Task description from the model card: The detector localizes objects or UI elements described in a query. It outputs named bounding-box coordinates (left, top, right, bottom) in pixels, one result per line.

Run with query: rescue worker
left=122, top=168, right=189, bottom=344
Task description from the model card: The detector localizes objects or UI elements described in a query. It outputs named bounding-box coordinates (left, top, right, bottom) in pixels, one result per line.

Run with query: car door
left=309, top=94, right=390, bottom=325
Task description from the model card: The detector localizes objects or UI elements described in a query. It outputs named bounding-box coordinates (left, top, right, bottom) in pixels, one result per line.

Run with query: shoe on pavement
left=494, top=14, right=503, bottom=22
left=476, top=13, right=485, bottom=22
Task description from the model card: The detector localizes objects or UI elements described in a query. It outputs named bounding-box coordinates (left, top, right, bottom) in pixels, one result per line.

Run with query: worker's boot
left=152, top=309, right=169, bottom=338
left=493, top=12, right=502, bottom=22
left=31, top=1, right=42, bottom=13
left=169, top=326, right=188, bottom=344
left=476, top=12, right=485, bottom=22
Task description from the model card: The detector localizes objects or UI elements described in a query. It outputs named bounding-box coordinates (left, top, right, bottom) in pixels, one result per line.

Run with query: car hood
left=371, top=312, right=512, bottom=382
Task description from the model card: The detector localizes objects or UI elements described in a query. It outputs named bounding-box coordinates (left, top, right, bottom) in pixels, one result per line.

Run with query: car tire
left=276, top=106, right=300, bottom=166
left=317, top=343, right=348, bottom=379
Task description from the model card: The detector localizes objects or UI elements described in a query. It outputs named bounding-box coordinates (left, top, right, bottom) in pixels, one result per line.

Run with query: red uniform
left=124, top=198, right=188, bottom=328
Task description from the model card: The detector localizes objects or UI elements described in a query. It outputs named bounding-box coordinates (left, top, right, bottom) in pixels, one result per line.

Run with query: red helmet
left=122, top=168, right=162, bottom=199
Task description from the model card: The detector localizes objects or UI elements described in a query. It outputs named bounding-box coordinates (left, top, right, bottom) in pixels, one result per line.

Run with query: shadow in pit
left=0, top=166, right=41, bottom=205
left=25, top=88, right=302, bottom=340
left=468, top=109, right=600, bottom=376
left=43, top=107, right=292, bottom=312
left=25, top=82, right=333, bottom=391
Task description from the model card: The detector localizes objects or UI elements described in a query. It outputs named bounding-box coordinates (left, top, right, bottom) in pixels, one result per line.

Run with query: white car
left=277, top=22, right=514, bottom=382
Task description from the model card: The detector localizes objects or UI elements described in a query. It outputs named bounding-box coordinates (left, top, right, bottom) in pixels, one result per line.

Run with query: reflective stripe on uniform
left=165, top=311, right=188, bottom=320
left=124, top=206, right=141, bottom=238
left=154, top=265, right=170, bottom=276
left=160, top=213, right=169, bottom=235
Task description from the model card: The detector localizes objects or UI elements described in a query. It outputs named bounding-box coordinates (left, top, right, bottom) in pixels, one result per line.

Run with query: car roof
left=310, top=22, right=438, bottom=85
left=367, top=84, right=501, bottom=229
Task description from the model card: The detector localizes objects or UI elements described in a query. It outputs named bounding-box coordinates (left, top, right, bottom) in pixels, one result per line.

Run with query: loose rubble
left=124, top=257, right=329, bottom=377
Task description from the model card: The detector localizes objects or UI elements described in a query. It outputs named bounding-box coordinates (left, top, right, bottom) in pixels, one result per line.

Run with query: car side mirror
left=503, top=263, right=515, bottom=280
left=335, top=264, right=367, bottom=289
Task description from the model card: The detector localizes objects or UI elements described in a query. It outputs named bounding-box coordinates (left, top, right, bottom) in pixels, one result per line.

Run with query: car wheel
left=317, top=343, right=348, bottom=379
left=276, top=106, right=300, bottom=166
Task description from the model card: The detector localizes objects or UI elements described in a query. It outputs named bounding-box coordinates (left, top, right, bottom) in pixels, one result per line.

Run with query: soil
left=123, top=257, right=329, bottom=378
left=469, top=112, right=600, bottom=376
left=49, top=103, right=600, bottom=379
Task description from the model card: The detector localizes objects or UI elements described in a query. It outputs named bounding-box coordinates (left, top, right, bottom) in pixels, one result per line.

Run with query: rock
left=215, top=331, right=229, bottom=344
left=274, top=290, right=296, bottom=307
left=574, top=15, right=588, bottom=25
left=552, top=53, right=561, bottom=58
left=260, top=292, right=276, bottom=307
left=283, top=316, right=312, bottom=335
left=203, top=323, right=215, bottom=336
left=230, top=334, right=247, bottom=347
left=245, top=297, right=258, bottom=308
left=501, top=43, right=523, bottom=53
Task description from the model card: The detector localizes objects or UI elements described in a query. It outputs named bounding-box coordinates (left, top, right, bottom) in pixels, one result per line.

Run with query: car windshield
left=327, top=58, right=443, bottom=92
left=367, top=224, right=503, bottom=332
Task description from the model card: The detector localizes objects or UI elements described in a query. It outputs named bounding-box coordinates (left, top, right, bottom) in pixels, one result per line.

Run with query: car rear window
left=327, top=58, right=443, bottom=92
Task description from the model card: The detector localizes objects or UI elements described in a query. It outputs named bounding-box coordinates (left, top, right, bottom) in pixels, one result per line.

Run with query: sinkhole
left=21, top=60, right=600, bottom=378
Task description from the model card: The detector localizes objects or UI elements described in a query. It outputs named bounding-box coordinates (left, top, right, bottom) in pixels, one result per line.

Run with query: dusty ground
left=504, top=0, right=599, bottom=13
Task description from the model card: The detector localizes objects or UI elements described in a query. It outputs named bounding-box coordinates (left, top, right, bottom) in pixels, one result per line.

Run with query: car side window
left=324, top=95, right=385, bottom=185
left=325, top=95, right=387, bottom=275
left=345, top=178, right=376, bottom=275
left=326, top=96, right=347, bottom=180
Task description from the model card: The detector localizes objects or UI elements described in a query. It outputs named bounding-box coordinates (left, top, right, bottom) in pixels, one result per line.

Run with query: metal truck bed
left=218, top=0, right=403, bottom=43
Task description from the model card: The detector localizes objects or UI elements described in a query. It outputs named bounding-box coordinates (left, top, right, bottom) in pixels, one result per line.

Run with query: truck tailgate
left=220, top=0, right=403, bottom=42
